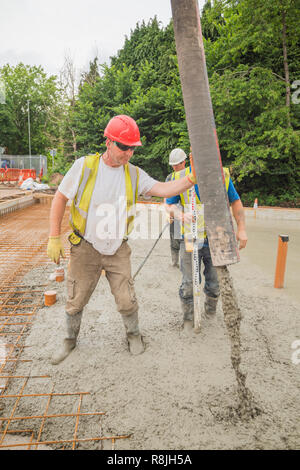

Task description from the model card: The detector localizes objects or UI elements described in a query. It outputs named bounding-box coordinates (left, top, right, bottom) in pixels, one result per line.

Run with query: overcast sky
left=1, top=0, right=206, bottom=78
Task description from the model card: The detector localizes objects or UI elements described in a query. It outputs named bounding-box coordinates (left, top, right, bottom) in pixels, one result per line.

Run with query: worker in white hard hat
left=164, top=148, right=187, bottom=267
left=165, top=151, right=248, bottom=333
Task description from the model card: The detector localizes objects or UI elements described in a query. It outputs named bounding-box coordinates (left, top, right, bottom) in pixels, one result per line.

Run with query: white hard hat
left=169, top=148, right=187, bottom=165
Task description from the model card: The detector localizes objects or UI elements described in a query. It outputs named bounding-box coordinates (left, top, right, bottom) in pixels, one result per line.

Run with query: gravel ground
left=2, top=221, right=299, bottom=450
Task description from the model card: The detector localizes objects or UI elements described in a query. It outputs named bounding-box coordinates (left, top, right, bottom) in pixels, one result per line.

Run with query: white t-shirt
left=58, top=156, right=157, bottom=255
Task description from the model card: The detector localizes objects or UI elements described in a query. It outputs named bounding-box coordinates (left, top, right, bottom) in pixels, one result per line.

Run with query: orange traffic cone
left=18, top=171, right=24, bottom=186
left=253, top=198, right=258, bottom=218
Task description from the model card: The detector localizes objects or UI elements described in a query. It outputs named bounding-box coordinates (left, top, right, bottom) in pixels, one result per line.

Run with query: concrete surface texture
left=0, top=187, right=26, bottom=199
left=243, top=217, right=300, bottom=303
left=245, top=207, right=300, bottom=221
left=5, top=211, right=299, bottom=450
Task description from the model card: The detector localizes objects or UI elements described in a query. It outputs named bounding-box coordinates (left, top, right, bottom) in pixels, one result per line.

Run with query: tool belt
left=74, top=230, right=84, bottom=240
left=69, top=230, right=129, bottom=246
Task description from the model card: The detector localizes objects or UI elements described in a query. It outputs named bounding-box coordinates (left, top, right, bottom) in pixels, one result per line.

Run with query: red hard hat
left=104, top=115, right=142, bottom=146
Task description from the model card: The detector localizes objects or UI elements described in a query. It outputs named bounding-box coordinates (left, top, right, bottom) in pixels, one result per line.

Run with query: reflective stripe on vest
left=171, top=167, right=201, bottom=206
left=125, top=162, right=139, bottom=236
left=171, top=166, right=230, bottom=238
left=69, top=154, right=139, bottom=245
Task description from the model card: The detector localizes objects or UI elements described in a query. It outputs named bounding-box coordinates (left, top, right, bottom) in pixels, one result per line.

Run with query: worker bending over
left=47, top=116, right=196, bottom=364
left=165, top=150, right=247, bottom=332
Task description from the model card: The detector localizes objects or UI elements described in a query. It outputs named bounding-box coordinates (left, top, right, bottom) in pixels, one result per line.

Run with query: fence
left=0, top=169, right=36, bottom=182
left=0, top=156, right=47, bottom=176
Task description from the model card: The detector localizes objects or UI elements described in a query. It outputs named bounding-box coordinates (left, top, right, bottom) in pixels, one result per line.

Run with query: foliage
left=71, top=19, right=189, bottom=179
left=1, top=3, right=300, bottom=206
left=210, top=65, right=300, bottom=197
left=46, top=151, right=73, bottom=176
left=203, top=0, right=300, bottom=204
left=0, top=63, right=62, bottom=155
left=70, top=6, right=300, bottom=205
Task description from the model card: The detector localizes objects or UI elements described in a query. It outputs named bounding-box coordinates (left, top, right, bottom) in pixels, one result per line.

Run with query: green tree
left=202, top=0, right=300, bottom=204
left=0, top=63, right=61, bottom=155
left=70, top=6, right=300, bottom=204
left=71, top=19, right=186, bottom=179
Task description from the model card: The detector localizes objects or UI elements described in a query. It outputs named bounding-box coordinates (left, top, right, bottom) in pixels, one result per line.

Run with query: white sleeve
left=58, top=157, right=85, bottom=201
left=137, top=167, right=158, bottom=196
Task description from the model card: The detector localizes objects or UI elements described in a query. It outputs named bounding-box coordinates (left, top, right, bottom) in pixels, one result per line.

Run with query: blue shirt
left=166, top=169, right=240, bottom=205
left=165, top=168, right=240, bottom=246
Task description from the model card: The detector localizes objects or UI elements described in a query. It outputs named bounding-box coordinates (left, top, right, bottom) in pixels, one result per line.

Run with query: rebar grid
left=0, top=204, right=70, bottom=285
left=0, top=203, right=130, bottom=450
left=0, top=204, right=70, bottom=379
left=0, top=375, right=130, bottom=450
left=0, top=281, right=49, bottom=381
left=0, top=344, right=30, bottom=395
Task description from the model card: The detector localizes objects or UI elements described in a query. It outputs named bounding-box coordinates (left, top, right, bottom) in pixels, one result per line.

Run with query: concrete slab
left=0, top=194, right=35, bottom=217
left=239, top=217, right=300, bottom=303
left=245, top=207, right=300, bottom=221
left=0, top=188, right=27, bottom=201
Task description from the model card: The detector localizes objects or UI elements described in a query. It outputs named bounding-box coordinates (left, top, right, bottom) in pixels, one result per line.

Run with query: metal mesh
left=0, top=202, right=130, bottom=450
left=0, top=155, right=47, bottom=174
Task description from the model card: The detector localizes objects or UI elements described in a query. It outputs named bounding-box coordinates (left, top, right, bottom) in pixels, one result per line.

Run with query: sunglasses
left=113, top=141, right=136, bottom=152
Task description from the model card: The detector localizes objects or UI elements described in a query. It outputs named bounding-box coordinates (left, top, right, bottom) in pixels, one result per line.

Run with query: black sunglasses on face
left=113, top=141, right=136, bottom=152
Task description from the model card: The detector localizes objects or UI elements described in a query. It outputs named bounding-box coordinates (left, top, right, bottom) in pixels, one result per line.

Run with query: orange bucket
left=44, top=290, right=57, bottom=306
left=55, top=267, right=65, bottom=282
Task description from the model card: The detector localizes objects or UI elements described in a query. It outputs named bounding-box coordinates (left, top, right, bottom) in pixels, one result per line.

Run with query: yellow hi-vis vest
left=171, top=166, right=230, bottom=239
left=69, top=153, right=139, bottom=245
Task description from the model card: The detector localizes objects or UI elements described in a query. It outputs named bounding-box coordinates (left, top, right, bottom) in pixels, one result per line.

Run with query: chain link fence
left=0, top=155, right=47, bottom=175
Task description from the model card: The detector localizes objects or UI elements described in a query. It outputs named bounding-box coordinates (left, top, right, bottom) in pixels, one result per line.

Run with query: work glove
left=166, top=213, right=174, bottom=224
left=187, top=152, right=197, bottom=184
left=47, top=235, right=65, bottom=264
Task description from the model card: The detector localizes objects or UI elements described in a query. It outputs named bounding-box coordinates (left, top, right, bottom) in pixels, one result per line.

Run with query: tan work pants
left=66, top=239, right=138, bottom=316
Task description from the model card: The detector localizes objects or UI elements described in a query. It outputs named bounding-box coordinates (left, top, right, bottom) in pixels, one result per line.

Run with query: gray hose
left=133, top=222, right=169, bottom=280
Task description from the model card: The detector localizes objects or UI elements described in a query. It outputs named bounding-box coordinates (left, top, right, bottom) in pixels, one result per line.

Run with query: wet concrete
left=217, top=266, right=261, bottom=421
left=1, top=206, right=299, bottom=449
left=242, top=217, right=300, bottom=303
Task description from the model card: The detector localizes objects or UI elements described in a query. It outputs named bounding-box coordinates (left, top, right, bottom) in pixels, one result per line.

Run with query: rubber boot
left=171, top=249, right=179, bottom=268
left=204, top=295, right=218, bottom=318
left=183, top=319, right=194, bottom=333
left=122, top=311, right=145, bottom=355
left=50, top=311, right=82, bottom=365
left=181, top=302, right=194, bottom=334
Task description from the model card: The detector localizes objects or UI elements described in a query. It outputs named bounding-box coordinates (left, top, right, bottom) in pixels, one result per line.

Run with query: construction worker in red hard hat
left=47, top=115, right=197, bottom=365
